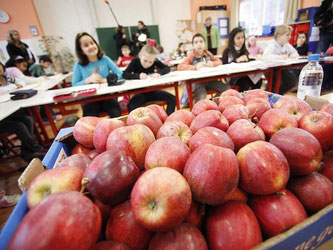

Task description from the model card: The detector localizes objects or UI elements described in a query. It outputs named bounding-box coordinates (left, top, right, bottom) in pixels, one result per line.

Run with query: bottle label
left=301, top=72, right=323, bottom=86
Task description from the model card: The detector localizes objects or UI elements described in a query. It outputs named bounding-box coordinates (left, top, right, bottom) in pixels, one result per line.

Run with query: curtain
left=230, top=0, right=240, bottom=29
left=284, top=0, right=301, bottom=24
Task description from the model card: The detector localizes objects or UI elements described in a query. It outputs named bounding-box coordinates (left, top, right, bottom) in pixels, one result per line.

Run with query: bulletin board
left=218, top=18, right=229, bottom=38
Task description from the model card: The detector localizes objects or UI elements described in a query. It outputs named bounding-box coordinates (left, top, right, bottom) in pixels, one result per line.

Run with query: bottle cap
left=308, top=54, right=320, bottom=61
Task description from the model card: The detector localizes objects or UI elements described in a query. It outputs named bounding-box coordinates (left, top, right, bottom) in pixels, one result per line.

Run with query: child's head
left=138, top=21, right=145, bottom=29
left=121, top=45, right=131, bottom=57
left=116, top=25, right=125, bottom=33
left=297, top=32, right=307, bottom=46
left=39, top=55, right=53, bottom=69
left=14, top=56, right=28, bottom=72
left=192, top=33, right=205, bottom=53
left=139, top=44, right=158, bottom=69
left=157, top=45, right=164, bottom=53
left=248, top=35, right=257, bottom=47
left=178, top=43, right=185, bottom=53
left=75, top=32, right=103, bottom=65
left=229, top=27, right=246, bottom=49
left=274, top=25, right=292, bottom=45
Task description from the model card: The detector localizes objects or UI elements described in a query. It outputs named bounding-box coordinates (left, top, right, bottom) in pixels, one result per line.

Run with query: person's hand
left=205, top=61, right=214, bottom=67
left=289, top=54, right=299, bottom=59
left=195, top=62, right=205, bottom=70
left=85, top=73, right=104, bottom=84
left=122, top=34, right=126, bottom=39
left=236, top=55, right=248, bottom=63
left=15, top=83, right=23, bottom=88
left=136, top=42, right=140, bottom=47
left=117, top=56, right=122, bottom=65
left=140, top=73, right=148, bottom=79
left=136, top=33, right=139, bottom=37
left=280, top=54, right=288, bottom=60
left=151, top=73, right=161, bottom=78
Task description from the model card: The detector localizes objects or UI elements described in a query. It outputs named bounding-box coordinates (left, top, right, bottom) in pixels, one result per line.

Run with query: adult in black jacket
left=132, top=21, right=151, bottom=53
left=314, top=0, right=333, bottom=53
left=113, top=25, right=129, bottom=57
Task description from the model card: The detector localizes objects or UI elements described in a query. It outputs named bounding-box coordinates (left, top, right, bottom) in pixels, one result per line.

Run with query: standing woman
left=201, top=17, right=220, bottom=55
left=6, top=30, right=35, bottom=67
left=113, top=25, right=129, bottom=57
left=73, top=32, right=122, bottom=118
left=133, top=21, right=151, bottom=53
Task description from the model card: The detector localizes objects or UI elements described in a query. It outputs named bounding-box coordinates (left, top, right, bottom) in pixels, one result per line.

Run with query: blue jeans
left=316, top=31, right=333, bottom=53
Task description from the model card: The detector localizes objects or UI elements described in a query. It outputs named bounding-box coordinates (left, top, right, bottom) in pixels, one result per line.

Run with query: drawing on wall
left=176, top=20, right=196, bottom=50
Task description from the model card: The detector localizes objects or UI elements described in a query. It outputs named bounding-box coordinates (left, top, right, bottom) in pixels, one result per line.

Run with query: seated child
left=29, top=55, right=56, bottom=77
left=172, top=43, right=188, bottom=60
left=263, top=25, right=299, bottom=94
left=177, top=33, right=229, bottom=103
left=222, top=28, right=262, bottom=92
left=117, top=44, right=134, bottom=68
left=72, top=32, right=122, bottom=118
left=247, top=35, right=263, bottom=58
left=123, top=44, right=176, bottom=115
left=294, top=32, right=309, bottom=56
left=156, top=45, right=169, bottom=64
left=0, top=62, right=22, bottom=94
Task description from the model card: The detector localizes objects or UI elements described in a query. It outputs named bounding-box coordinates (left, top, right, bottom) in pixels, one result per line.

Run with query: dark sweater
left=222, top=48, right=249, bottom=64
left=294, top=43, right=309, bottom=56
left=6, top=42, right=35, bottom=63
left=123, top=57, right=170, bottom=79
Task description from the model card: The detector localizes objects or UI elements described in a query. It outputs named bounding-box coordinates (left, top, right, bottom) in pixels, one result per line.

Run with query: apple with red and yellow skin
left=106, top=124, right=155, bottom=169
left=57, top=153, right=91, bottom=172
left=249, top=190, right=307, bottom=237
left=127, top=107, right=162, bottom=136
left=299, top=111, right=333, bottom=152
left=192, top=99, right=218, bottom=116
left=246, top=98, right=271, bottom=121
left=190, top=110, right=229, bottom=134
left=277, top=100, right=312, bottom=121
left=145, top=137, right=190, bottom=173
left=165, top=110, right=195, bottom=127
left=157, top=121, right=193, bottom=145
left=8, top=191, right=101, bottom=250
left=227, top=119, right=265, bottom=152
left=87, top=150, right=100, bottom=159
left=184, top=200, right=205, bottom=228
left=206, top=201, right=262, bottom=250
left=270, top=128, right=322, bottom=175
left=218, top=96, right=245, bottom=113
left=273, top=95, right=299, bottom=109
left=106, top=200, right=152, bottom=250
left=146, top=104, right=168, bottom=123
left=84, top=150, right=139, bottom=206
left=27, top=166, right=83, bottom=208
left=288, top=172, right=333, bottom=213
left=219, top=89, right=243, bottom=103
left=72, top=144, right=92, bottom=155
left=243, top=89, right=269, bottom=103
left=130, top=167, right=192, bottom=231
left=93, top=119, right=125, bottom=152
left=222, top=104, right=250, bottom=125
left=189, top=126, right=234, bottom=152
left=237, top=141, right=290, bottom=195
left=73, top=116, right=100, bottom=148
left=319, top=150, right=333, bottom=182
left=218, top=187, right=248, bottom=205
left=318, top=103, right=333, bottom=117
left=148, top=223, right=208, bottom=250
left=94, top=241, right=131, bottom=250
left=183, top=144, right=239, bottom=205
left=258, top=109, right=298, bottom=137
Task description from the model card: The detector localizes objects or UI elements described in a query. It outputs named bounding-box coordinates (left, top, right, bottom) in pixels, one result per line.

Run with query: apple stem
left=80, top=177, right=90, bottom=193
left=149, top=201, right=157, bottom=210
left=276, top=191, right=286, bottom=196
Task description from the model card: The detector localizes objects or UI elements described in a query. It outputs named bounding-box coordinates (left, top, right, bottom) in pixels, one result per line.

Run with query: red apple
left=276, top=99, right=312, bottom=120
left=189, top=126, right=234, bottom=152
left=218, top=96, right=245, bottom=113
left=145, top=137, right=190, bottom=173
left=258, top=109, right=298, bottom=137
left=299, top=111, right=333, bottom=152
left=192, top=99, right=218, bottom=116
left=270, top=127, right=323, bottom=175
left=87, top=150, right=100, bottom=159
left=184, top=200, right=205, bottom=228
left=319, top=150, right=333, bottom=182
left=72, top=144, right=91, bottom=155
left=288, top=172, right=333, bottom=212
left=157, top=121, right=192, bottom=145
left=57, top=153, right=91, bottom=172
left=183, top=144, right=239, bottom=205
left=273, top=95, right=299, bottom=109
left=165, top=110, right=195, bottom=127
left=106, top=124, right=155, bottom=169
left=227, top=119, right=265, bottom=152
left=84, top=150, right=139, bottom=206
left=148, top=223, right=208, bottom=250
left=243, top=89, right=269, bottom=103
left=246, top=98, right=271, bottom=121
left=248, top=190, right=307, bottom=237
left=93, top=118, right=125, bottom=152
left=190, top=110, right=229, bottom=134
left=131, top=167, right=192, bottom=231
left=219, top=89, right=243, bottom=102
left=8, top=191, right=101, bottom=250
left=222, top=104, right=250, bottom=125
left=146, top=104, right=168, bottom=123
left=106, top=200, right=152, bottom=249
left=73, top=116, right=100, bottom=148
left=94, top=241, right=131, bottom=250
left=318, top=103, right=333, bottom=117
left=237, top=141, right=290, bottom=195
left=94, top=199, right=111, bottom=225
left=219, top=187, right=248, bottom=205
left=127, top=107, right=162, bottom=136
left=27, top=166, right=83, bottom=208
left=206, top=201, right=262, bottom=250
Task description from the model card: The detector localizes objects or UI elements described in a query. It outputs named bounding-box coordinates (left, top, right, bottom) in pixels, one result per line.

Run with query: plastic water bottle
left=297, top=54, right=323, bottom=101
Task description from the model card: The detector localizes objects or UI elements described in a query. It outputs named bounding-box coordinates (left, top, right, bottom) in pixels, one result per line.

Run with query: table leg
left=267, top=68, right=274, bottom=92
left=44, top=105, right=58, bottom=137
left=186, top=80, right=194, bottom=110
left=274, top=68, right=282, bottom=94
left=26, top=107, right=44, bottom=145
left=174, top=82, right=180, bottom=110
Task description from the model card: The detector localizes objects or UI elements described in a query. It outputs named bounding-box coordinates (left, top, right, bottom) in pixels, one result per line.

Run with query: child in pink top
left=247, top=36, right=263, bottom=57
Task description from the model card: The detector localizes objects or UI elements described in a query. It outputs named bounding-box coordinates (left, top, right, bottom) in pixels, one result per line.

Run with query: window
left=239, top=0, right=286, bottom=36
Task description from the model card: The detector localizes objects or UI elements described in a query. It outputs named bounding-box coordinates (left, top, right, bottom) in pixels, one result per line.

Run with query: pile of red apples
left=8, top=89, right=333, bottom=250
